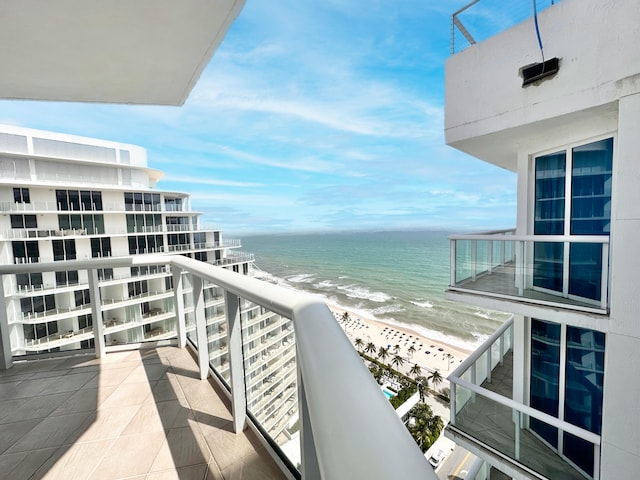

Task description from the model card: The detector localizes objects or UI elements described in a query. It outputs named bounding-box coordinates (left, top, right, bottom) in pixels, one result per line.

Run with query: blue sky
left=0, top=0, right=516, bottom=236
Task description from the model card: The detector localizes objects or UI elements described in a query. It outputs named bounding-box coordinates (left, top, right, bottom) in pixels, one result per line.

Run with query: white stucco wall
left=445, top=0, right=640, bottom=170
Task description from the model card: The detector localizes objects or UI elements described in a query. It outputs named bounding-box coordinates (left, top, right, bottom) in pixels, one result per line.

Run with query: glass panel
left=571, top=138, right=613, bottom=235
left=453, top=383, right=593, bottom=480
left=530, top=319, right=560, bottom=447
left=533, top=241, right=563, bottom=292
left=241, top=300, right=299, bottom=466
left=565, top=327, right=605, bottom=435
left=534, top=151, right=565, bottom=294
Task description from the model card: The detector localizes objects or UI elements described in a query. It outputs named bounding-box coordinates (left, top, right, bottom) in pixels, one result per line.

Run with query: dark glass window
left=16, top=272, right=43, bottom=289
left=56, top=270, right=79, bottom=286
left=563, top=326, right=605, bottom=476
left=75, top=289, right=91, bottom=307
left=10, top=215, right=37, bottom=229
left=13, top=187, right=30, bottom=203
left=91, top=237, right=112, bottom=258
left=530, top=319, right=561, bottom=447
left=56, top=190, right=68, bottom=210
left=12, top=241, right=39, bottom=263
left=52, top=239, right=76, bottom=261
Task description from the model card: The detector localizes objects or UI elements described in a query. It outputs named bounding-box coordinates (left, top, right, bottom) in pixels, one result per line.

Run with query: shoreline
left=327, top=302, right=472, bottom=389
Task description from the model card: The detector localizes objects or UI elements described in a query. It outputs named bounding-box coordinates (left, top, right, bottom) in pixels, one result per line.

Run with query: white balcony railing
left=447, top=316, right=601, bottom=480
left=0, top=255, right=435, bottom=480
left=449, top=230, right=609, bottom=313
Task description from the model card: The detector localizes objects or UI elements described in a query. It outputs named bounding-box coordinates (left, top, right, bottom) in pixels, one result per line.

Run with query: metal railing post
left=600, top=242, right=609, bottom=311
left=450, top=382, right=457, bottom=426
left=191, top=275, right=209, bottom=380
left=87, top=268, right=106, bottom=358
left=225, top=291, right=247, bottom=434
left=450, top=239, right=456, bottom=286
left=471, top=240, right=477, bottom=282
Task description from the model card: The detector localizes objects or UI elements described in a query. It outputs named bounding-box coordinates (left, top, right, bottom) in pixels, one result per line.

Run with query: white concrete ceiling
left=0, top=0, right=245, bottom=105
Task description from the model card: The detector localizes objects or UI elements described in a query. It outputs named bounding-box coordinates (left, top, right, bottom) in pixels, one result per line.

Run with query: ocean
left=239, top=230, right=509, bottom=351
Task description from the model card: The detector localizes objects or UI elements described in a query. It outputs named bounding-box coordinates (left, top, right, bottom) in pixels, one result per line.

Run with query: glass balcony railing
left=448, top=317, right=601, bottom=480
left=449, top=230, right=609, bottom=313
left=0, top=255, right=437, bottom=480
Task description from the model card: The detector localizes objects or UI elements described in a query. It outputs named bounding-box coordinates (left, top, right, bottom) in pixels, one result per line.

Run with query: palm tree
left=428, top=370, right=443, bottom=390
left=364, top=342, right=377, bottom=356
left=377, top=346, right=389, bottom=364
left=391, top=354, right=404, bottom=370
left=416, top=375, right=429, bottom=401
left=393, top=344, right=400, bottom=354
left=354, top=337, right=364, bottom=352
left=341, top=311, right=350, bottom=323
left=445, top=352, right=454, bottom=371
left=407, top=344, right=416, bottom=360
left=407, top=403, right=444, bottom=452
left=409, top=363, right=422, bottom=379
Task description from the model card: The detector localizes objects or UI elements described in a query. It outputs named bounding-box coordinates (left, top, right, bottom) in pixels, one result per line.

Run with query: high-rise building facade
left=444, top=0, right=640, bottom=479
left=0, top=124, right=298, bottom=445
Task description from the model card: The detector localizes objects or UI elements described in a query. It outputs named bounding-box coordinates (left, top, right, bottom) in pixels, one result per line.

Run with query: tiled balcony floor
left=0, top=346, right=286, bottom=480
left=450, top=263, right=599, bottom=311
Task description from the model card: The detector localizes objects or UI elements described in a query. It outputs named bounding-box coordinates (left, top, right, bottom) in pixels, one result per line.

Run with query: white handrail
left=0, top=255, right=435, bottom=480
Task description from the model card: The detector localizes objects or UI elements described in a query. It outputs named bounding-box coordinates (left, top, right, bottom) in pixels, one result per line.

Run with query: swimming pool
left=382, top=388, right=396, bottom=399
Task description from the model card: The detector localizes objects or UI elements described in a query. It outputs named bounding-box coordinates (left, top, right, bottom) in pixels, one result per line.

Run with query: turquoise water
left=240, top=230, right=508, bottom=351
left=383, top=388, right=395, bottom=399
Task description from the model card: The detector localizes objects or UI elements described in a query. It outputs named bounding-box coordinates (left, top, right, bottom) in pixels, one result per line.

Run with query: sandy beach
left=328, top=303, right=471, bottom=391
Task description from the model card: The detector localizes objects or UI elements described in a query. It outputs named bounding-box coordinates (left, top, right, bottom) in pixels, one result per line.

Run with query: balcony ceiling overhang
left=0, top=0, right=245, bottom=105
left=445, top=102, right=619, bottom=172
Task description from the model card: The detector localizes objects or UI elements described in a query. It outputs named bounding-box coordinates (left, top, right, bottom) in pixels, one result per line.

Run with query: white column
left=87, top=268, right=105, bottom=358
left=224, top=291, right=247, bottom=434
left=171, top=266, right=186, bottom=349
left=0, top=278, right=13, bottom=370
left=191, top=275, right=209, bottom=380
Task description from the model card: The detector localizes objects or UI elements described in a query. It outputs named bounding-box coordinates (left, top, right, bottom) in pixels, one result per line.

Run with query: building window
left=533, top=137, right=612, bottom=302
left=52, top=239, right=76, bottom=261
left=55, top=270, right=79, bottom=286
left=530, top=320, right=605, bottom=477
left=124, top=192, right=160, bottom=211
left=56, top=190, right=102, bottom=211
left=91, top=238, right=112, bottom=258
left=126, top=214, right=161, bottom=233
left=10, top=215, right=37, bottom=229
left=21, top=294, right=55, bottom=315
left=194, top=251, right=207, bottom=262
left=58, top=214, right=105, bottom=234
left=12, top=241, right=39, bottom=263
left=128, top=235, right=164, bottom=254
left=128, top=280, right=148, bottom=298
left=78, top=314, right=93, bottom=329
left=13, top=187, right=30, bottom=203
left=164, top=197, right=182, bottom=211
left=16, top=272, right=43, bottom=290
left=75, top=289, right=91, bottom=307
left=97, top=268, right=114, bottom=281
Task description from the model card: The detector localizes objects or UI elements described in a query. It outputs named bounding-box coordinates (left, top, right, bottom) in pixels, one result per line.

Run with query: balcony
left=447, top=230, right=609, bottom=315
left=446, top=317, right=600, bottom=480
left=0, top=254, right=435, bottom=479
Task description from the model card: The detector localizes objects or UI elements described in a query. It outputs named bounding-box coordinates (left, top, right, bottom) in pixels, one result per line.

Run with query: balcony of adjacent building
left=0, top=254, right=435, bottom=480
left=446, top=316, right=601, bottom=480
left=446, top=229, right=609, bottom=320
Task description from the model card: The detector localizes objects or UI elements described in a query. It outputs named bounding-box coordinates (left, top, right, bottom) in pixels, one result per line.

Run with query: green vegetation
left=407, top=403, right=444, bottom=452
